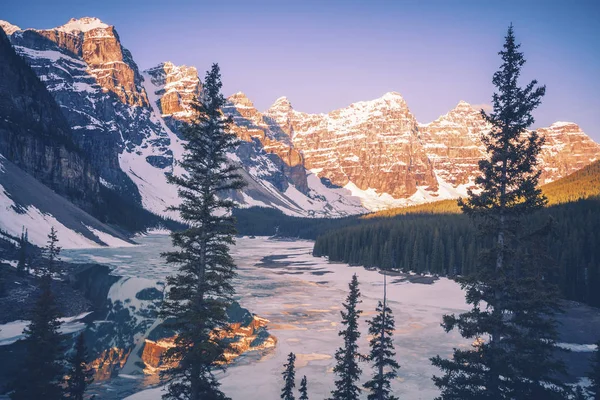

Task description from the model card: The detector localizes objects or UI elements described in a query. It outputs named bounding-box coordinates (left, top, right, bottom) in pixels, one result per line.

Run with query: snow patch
left=0, top=312, right=92, bottom=346
left=56, top=17, right=109, bottom=33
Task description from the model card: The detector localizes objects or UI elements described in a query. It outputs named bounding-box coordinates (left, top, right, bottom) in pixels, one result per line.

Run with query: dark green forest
left=313, top=197, right=600, bottom=308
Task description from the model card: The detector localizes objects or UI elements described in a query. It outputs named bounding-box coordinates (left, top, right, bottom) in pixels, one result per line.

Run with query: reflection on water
left=64, top=235, right=470, bottom=400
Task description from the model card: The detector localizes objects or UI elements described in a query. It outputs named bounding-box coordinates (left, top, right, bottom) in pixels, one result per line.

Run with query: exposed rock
left=0, top=27, right=100, bottom=209
left=419, top=102, right=600, bottom=187
left=37, top=17, right=149, bottom=107
left=145, top=61, right=201, bottom=120
left=139, top=315, right=277, bottom=373
left=90, top=347, right=131, bottom=381
left=418, top=100, right=488, bottom=186
left=537, top=122, right=600, bottom=183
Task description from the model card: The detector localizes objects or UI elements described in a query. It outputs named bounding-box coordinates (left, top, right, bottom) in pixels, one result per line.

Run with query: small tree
left=281, top=352, right=296, bottom=400
left=42, top=226, right=61, bottom=276
left=65, top=333, right=94, bottom=399
left=588, top=340, right=600, bottom=400
left=11, top=229, right=64, bottom=400
left=364, top=275, right=399, bottom=400
left=16, top=227, right=28, bottom=276
left=299, top=375, right=308, bottom=400
left=159, top=63, right=245, bottom=400
left=330, top=274, right=363, bottom=400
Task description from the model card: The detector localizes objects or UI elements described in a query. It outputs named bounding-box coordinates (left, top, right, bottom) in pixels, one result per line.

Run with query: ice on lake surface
left=63, top=235, right=470, bottom=400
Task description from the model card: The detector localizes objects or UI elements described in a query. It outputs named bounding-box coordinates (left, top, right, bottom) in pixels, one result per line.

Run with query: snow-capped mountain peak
left=0, top=20, right=21, bottom=35
left=56, top=17, right=109, bottom=33
left=381, top=91, right=405, bottom=101
left=550, top=121, right=578, bottom=129
left=268, top=96, right=293, bottom=112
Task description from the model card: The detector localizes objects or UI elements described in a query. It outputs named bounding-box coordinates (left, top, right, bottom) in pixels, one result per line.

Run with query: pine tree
left=330, top=274, right=363, bottom=400
left=431, top=25, right=568, bottom=399
left=299, top=375, right=308, bottom=400
left=364, top=275, right=399, bottom=400
left=65, top=333, right=94, bottom=399
left=281, top=352, right=296, bottom=400
left=588, top=340, right=600, bottom=400
left=11, top=229, right=64, bottom=400
left=43, top=226, right=61, bottom=276
left=159, top=63, right=245, bottom=400
left=16, top=227, right=27, bottom=276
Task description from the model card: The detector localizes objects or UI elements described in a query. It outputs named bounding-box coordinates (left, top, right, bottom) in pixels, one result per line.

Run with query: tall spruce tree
left=65, top=333, right=94, bottom=399
left=299, top=375, right=309, bottom=400
left=364, top=275, right=399, bottom=400
left=281, top=352, right=297, bottom=400
left=588, top=340, right=600, bottom=400
left=11, top=228, right=64, bottom=400
left=430, top=25, right=568, bottom=399
left=159, top=63, right=245, bottom=400
left=331, top=274, right=363, bottom=400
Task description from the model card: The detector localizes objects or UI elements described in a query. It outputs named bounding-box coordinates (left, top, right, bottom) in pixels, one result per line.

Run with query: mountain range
left=0, top=17, right=599, bottom=247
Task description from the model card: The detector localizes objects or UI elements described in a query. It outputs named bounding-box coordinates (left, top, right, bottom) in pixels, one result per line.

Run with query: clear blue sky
left=3, top=0, right=600, bottom=141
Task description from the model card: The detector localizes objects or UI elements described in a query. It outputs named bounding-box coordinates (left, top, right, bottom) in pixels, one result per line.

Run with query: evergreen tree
left=331, top=274, right=363, bottom=400
left=431, top=25, right=568, bottom=399
left=299, top=375, right=308, bottom=400
left=16, top=227, right=27, bottom=276
left=364, top=275, right=399, bottom=400
left=42, top=226, right=61, bottom=276
left=66, top=333, right=94, bottom=399
left=588, top=340, right=600, bottom=400
left=11, top=229, right=64, bottom=400
left=281, top=352, right=296, bottom=400
left=159, top=63, right=245, bottom=400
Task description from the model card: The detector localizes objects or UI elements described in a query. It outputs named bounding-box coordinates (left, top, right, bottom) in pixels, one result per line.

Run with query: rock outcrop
left=140, top=315, right=276, bottom=374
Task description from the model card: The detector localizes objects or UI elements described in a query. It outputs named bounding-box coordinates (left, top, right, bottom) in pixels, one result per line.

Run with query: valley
left=0, top=6, right=599, bottom=400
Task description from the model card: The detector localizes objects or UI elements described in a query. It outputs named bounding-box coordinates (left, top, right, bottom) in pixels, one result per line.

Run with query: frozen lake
left=63, top=235, right=470, bottom=399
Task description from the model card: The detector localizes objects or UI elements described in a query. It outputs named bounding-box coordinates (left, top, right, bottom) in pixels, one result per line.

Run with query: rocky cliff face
left=418, top=100, right=488, bottom=187
left=419, top=102, right=600, bottom=188
left=281, top=92, right=439, bottom=198
left=537, top=122, right=600, bottom=183
left=38, top=17, right=149, bottom=107
left=0, top=26, right=100, bottom=208
left=5, top=19, right=181, bottom=215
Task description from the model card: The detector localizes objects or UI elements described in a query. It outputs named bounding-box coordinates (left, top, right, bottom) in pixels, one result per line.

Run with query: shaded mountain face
left=0, top=27, right=99, bottom=209
left=2, top=17, right=599, bottom=217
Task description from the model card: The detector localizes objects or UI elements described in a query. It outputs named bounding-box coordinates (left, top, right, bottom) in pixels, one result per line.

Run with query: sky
left=3, top=0, right=600, bottom=141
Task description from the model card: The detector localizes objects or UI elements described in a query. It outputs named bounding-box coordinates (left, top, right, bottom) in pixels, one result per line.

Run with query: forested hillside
left=542, top=160, right=600, bottom=204
left=313, top=197, right=600, bottom=307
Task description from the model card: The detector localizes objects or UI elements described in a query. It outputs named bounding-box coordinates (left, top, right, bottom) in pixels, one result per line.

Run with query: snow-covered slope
left=0, top=156, right=133, bottom=248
